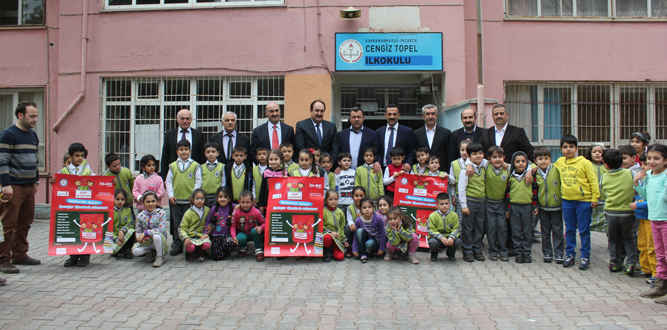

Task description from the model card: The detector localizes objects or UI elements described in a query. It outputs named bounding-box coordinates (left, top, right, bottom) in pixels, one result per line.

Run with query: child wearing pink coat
left=132, top=155, right=165, bottom=210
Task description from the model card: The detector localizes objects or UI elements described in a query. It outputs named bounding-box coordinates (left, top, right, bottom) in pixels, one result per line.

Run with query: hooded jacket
left=554, top=155, right=600, bottom=203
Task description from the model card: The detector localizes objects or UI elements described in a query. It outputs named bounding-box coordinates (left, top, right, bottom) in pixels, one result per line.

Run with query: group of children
left=50, top=130, right=667, bottom=303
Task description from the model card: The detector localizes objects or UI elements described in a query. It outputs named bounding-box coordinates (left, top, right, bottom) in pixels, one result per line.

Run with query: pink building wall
left=1, top=0, right=666, bottom=203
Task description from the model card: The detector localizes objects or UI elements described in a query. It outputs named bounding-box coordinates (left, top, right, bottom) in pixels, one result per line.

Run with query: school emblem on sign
left=274, top=182, right=282, bottom=190
left=59, top=179, right=68, bottom=187
left=339, top=39, right=363, bottom=63
left=400, top=178, right=408, bottom=185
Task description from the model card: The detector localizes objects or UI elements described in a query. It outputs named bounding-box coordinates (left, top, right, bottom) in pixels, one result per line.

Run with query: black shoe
left=555, top=256, right=564, bottom=264
left=623, top=264, right=636, bottom=277
left=124, top=249, right=133, bottom=259
left=516, top=256, right=524, bottom=263
left=474, top=252, right=485, bottom=261
left=323, top=254, right=332, bottom=262
left=12, top=256, right=41, bottom=265
left=563, top=255, right=575, bottom=268
left=447, top=254, right=456, bottom=261
left=609, top=262, right=623, bottom=272
left=524, top=256, right=532, bottom=263
left=0, top=260, right=19, bottom=273
left=170, top=241, right=182, bottom=256
left=508, top=250, right=517, bottom=257
left=77, top=256, right=90, bottom=267
left=500, top=255, right=509, bottom=262
left=463, top=253, right=474, bottom=262
left=544, top=256, right=552, bottom=263
left=63, top=256, right=79, bottom=268
left=578, top=258, right=590, bottom=270
left=430, top=253, right=438, bottom=262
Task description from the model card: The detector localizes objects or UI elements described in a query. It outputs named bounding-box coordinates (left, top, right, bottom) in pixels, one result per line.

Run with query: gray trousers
left=509, top=203, right=534, bottom=257
left=539, top=209, right=564, bottom=259
left=608, top=214, right=638, bottom=266
left=169, top=203, right=190, bottom=242
left=462, top=200, right=486, bottom=254
left=428, top=237, right=463, bottom=256
left=486, top=201, right=508, bottom=256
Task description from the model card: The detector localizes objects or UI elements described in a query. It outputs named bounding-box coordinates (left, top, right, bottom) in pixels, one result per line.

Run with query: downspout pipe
left=53, top=0, right=88, bottom=132
left=476, top=0, right=485, bottom=128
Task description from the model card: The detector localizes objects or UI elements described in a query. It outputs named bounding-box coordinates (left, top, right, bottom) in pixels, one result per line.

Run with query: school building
left=1, top=0, right=666, bottom=203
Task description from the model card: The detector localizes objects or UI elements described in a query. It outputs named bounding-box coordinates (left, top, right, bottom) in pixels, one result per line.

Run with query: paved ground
left=1, top=219, right=667, bottom=330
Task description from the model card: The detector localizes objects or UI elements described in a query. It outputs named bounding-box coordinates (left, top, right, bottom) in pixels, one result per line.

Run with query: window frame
left=0, top=88, right=47, bottom=173
left=101, top=76, right=284, bottom=174
left=0, top=0, right=45, bottom=27
left=103, top=0, right=285, bottom=11
left=505, top=0, right=667, bottom=20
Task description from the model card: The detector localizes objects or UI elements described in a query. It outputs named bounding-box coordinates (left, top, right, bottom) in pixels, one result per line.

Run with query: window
left=102, top=76, right=284, bottom=173
left=0, top=89, right=46, bottom=172
left=106, top=0, right=283, bottom=9
left=0, top=0, right=44, bottom=26
left=505, top=82, right=667, bottom=157
left=506, top=0, right=667, bottom=18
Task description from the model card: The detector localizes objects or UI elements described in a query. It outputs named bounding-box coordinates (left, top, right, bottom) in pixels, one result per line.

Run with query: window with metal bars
left=102, top=76, right=284, bottom=173
left=0, top=88, right=45, bottom=172
left=0, top=0, right=44, bottom=26
left=106, top=0, right=283, bottom=9
left=505, top=82, right=667, bottom=158
left=506, top=0, right=667, bottom=18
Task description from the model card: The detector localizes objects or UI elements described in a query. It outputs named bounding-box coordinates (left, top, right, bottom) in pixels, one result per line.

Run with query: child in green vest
left=319, top=152, right=336, bottom=190
left=165, top=139, right=202, bottom=256
left=103, top=153, right=135, bottom=206
left=506, top=151, right=539, bottom=264
left=280, top=142, right=299, bottom=174
left=485, top=146, right=510, bottom=261
left=411, top=146, right=430, bottom=175
left=426, top=155, right=448, bottom=179
left=601, top=149, right=638, bottom=275
left=51, top=143, right=94, bottom=267
left=179, top=189, right=211, bottom=262
left=450, top=140, right=472, bottom=226
left=290, top=149, right=329, bottom=192
left=224, top=145, right=251, bottom=204
left=385, top=206, right=419, bottom=264
left=356, top=147, right=383, bottom=199
left=201, top=141, right=225, bottom=208
left=251, top=146, right=269, bottom=205
left=458, top=142, right=487, bottom=262
left=587, top=143, right=608, bottom=233
left=323, top=190, right=348, bottom=262
left=427, top=193, right=461, bottom=262
left=111, top=190, right=136, bottom=259
left=533, top=146, right=564, bottom=264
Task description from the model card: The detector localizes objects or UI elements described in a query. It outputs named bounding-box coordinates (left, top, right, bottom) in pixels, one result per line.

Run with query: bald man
left=160, top=109, right=206, bottom=180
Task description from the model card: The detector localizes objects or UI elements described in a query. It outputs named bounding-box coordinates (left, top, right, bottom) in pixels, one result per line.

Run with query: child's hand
left=201, top=234, right=209, bottom=240
left=117, top=231, right=125, bottom=243
left=204, top=225, right=212, bottom=234
left=332, top=232, right=340, bottom=238
left=113, top=178, right=118, bottom=186
left=505, top=211, right=510, bottom=219
left=136, top=233, right=144, bottom=242
left=532, top=208, right=539, bottom=215
left=353, top=252, right=359, bottom=258
left=233, top=238, right=239, bottom=245
left=253, top=199, right=258, bottom=206
left=169, top=197, right=177, bottom=205
left=466, top=164, right=474, bottom=177
left=183, top=238, right=192, bottom=247
left=255, top=226, right=263, bottom=235
left=344, top=242, right=349, bottom=248
left=634, top=171, right=646, bottom=185
left=393, top=172, right=400, bottom=179
left=503, top=162, right=510, bottom=170
left=440, top=236, right=448, bottom=245
left=447, top=238, right=454, bottom=246
left=591, top=202, right=598, bottom=209
left=462, top=207, right=470, bottom=215
left=349, top=223, right=357, bottom=231
left=259, top=206, right=265, bottom=214
left=630, top=202, right=638, bottom=211
left=282, top=174, right=288, bottom=178
left=439, top=173, right=447, bottom=179
left=451, top=196, right=457, bottom=206
left=525, top=171, right=533, bottom=185
left=376, top=250, right=385, bottom=256
left=49, top=176, right=56, bottom=184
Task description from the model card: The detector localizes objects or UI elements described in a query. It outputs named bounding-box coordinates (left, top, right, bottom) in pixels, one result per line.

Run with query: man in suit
left=448, top=108, right=483, bottom=163
left=337, top=107, right=381, bottom=171
left=249, top=102, right=295, bottom=163
left=209, top=111, right=251, bottom=168
left=376, top=104, right=414, bottom=172
left=295, top=100, right=340, bottom=164
left=414, top=104, right=451, bottom=172
left=160, top=109, right=205, bottom=180
left=480, top=104, right=534, bottom=162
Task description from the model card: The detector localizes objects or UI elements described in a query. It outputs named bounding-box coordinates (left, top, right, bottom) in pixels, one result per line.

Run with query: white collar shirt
left=494, top=123, right=508, bottom=147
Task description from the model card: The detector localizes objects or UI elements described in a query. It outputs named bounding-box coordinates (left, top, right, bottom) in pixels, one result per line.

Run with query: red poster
left=48, top=174, right=115, bottom=256
left=393, top=174, right=448, bottom=248
left=264, top=177, right=325, bottom=257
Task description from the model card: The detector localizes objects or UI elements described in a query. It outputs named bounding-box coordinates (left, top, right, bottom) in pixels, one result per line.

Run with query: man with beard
left=337, top=107, right=380, bottom=171
left=376, top=104, right=414, bottom=172
left=295, top=100, right=340, bottom=164
left=249, top=102, right=295, bottom=162
left=448, top=108, right=483, bottom=163
left=413, top=104, right=451, bottom=171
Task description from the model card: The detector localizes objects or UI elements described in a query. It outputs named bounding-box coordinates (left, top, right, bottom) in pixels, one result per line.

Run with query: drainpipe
left=476, top=0, right=485, bottom=128
left=52, top=0, right=88, bottom=132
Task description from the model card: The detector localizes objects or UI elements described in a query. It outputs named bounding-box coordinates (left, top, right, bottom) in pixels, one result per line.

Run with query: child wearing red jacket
left=231, top=190, right=265, bottom=261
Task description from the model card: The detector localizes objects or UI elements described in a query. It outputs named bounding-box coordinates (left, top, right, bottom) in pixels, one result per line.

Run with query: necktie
left=385, top=127, right=395, bottom=166
left=180, top=129, right=187, bottom=141
left=226, top=133, right=233, bottom=160
left=316, top=124, right=323, bottom=146
left=272, top=125, right=280, bottom=150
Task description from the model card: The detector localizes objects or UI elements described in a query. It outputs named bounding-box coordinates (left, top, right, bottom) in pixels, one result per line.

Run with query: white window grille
left=102, top=76, right=284, bottom=173
left=505, top=81, right=667, bottom=159
left=0, top=88, right=46, bottom=172
left=506, top=0, right=667, bottom=18
left=0, top=0, right=44, bottom=26
left=106, top=0, right=283, bottom=10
